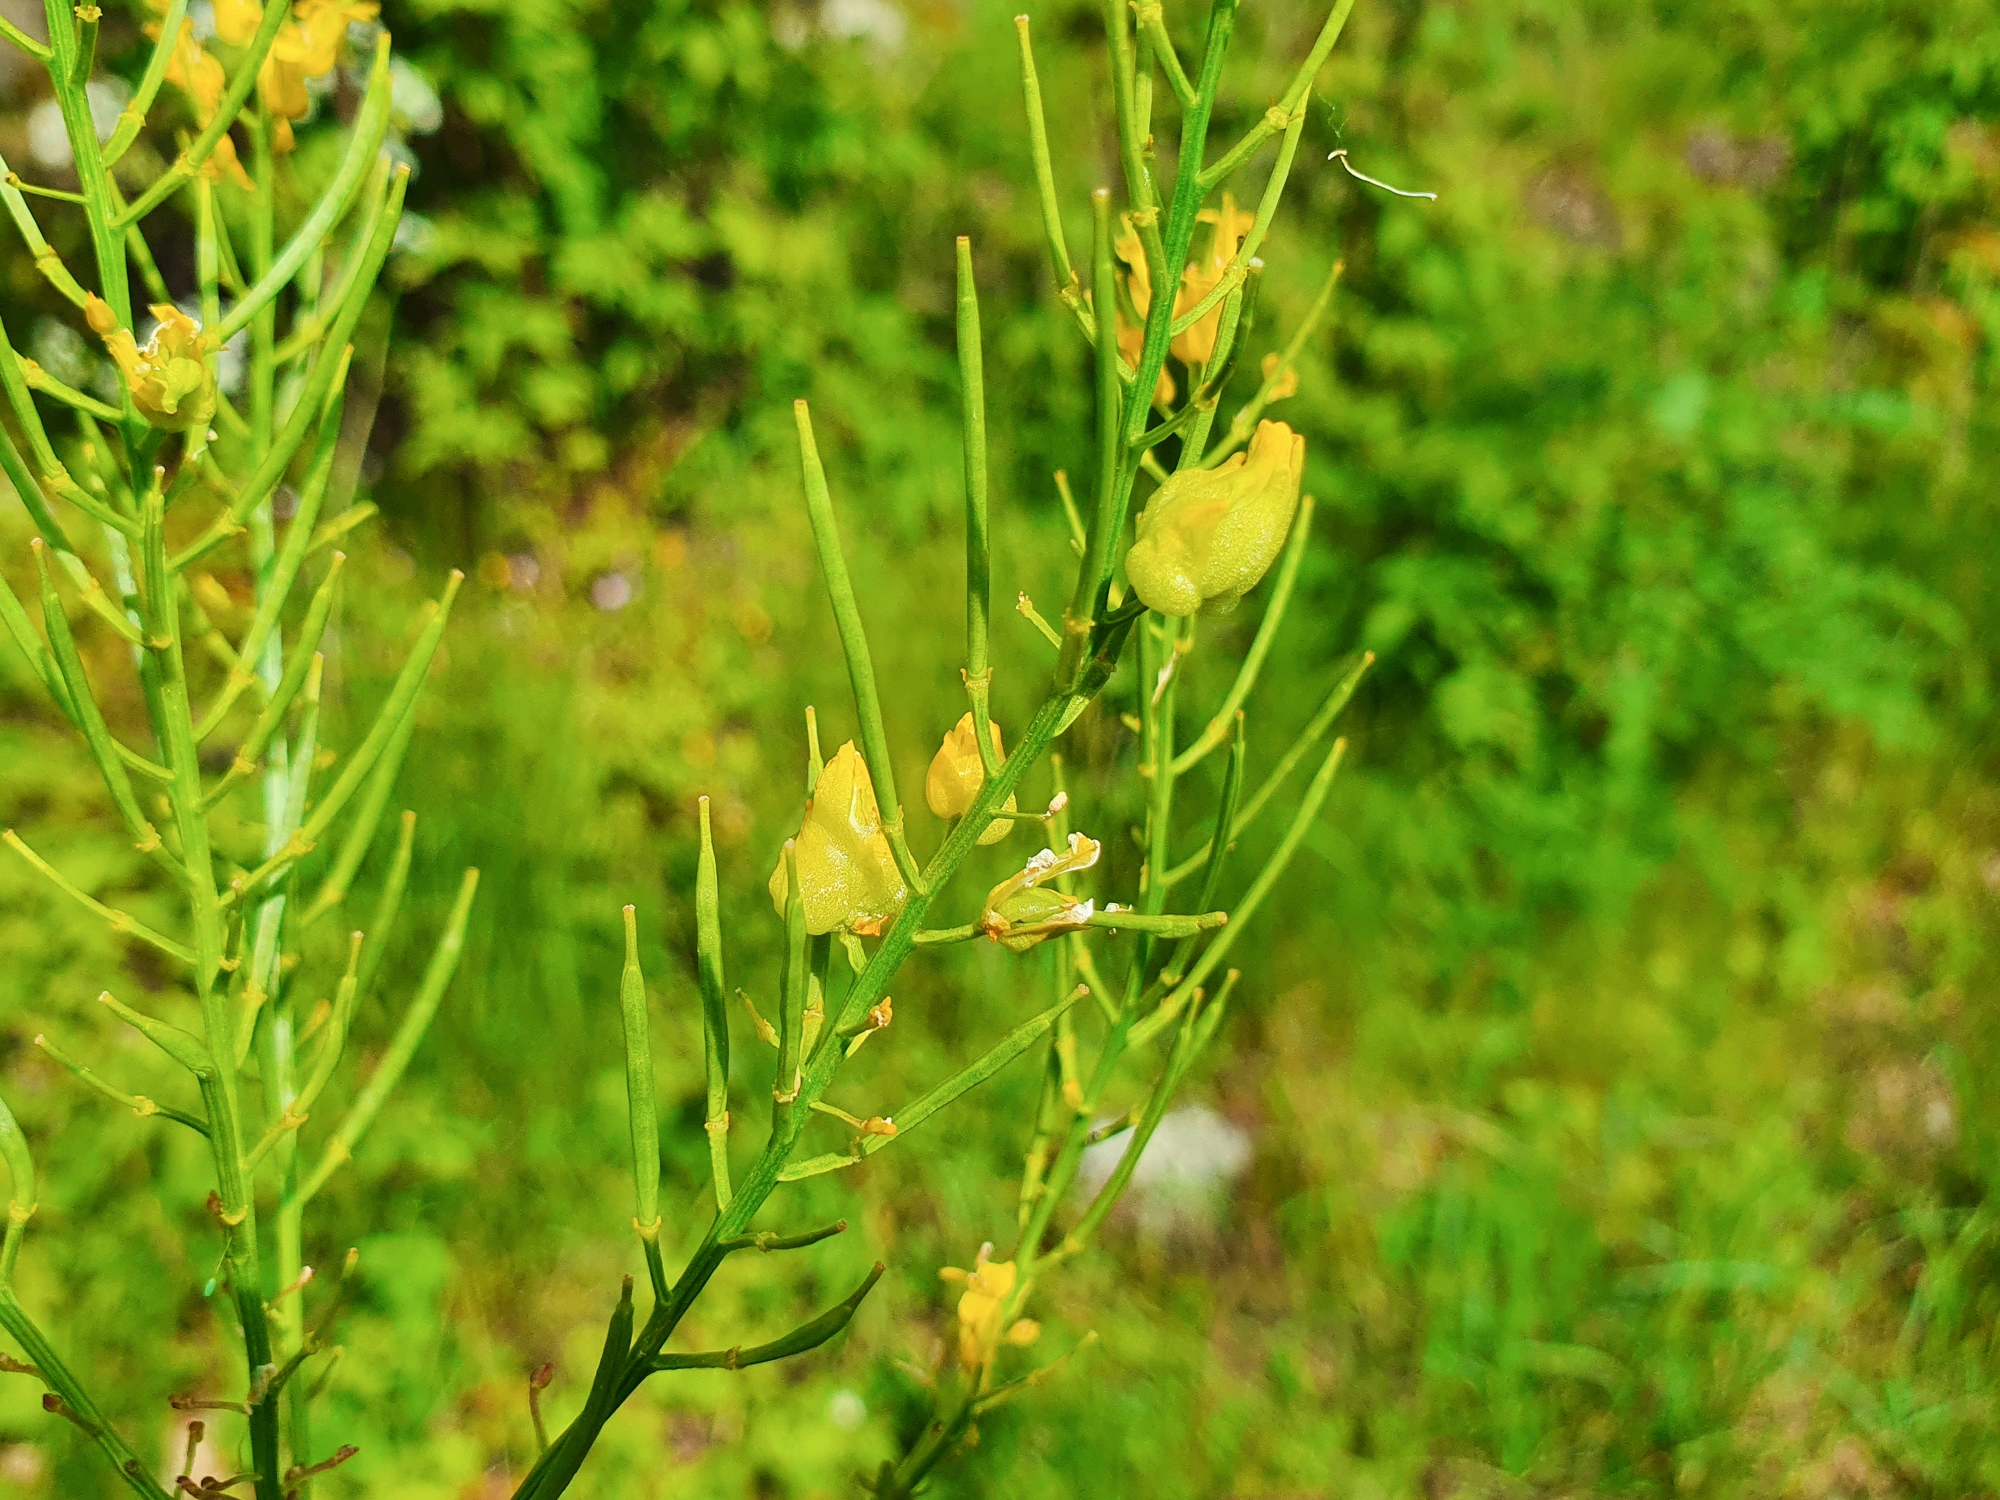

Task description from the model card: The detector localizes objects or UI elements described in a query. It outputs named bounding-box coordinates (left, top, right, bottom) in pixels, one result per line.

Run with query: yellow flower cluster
left=939, top=1251, right=1039, bottom=1371
left=84, top=297, right=215, bottom=432
left=1112, top=194, right=1257, bottom=405
left=156, top=0, right=377, bottom=160
left=1126, top=419, right=1305, bottom=617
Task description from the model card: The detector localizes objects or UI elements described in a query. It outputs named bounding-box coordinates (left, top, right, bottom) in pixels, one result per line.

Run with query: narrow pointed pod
left=1134, top=737, right=1347, bottom=1047
left=243, top=928, right=361, bottom=1173
left=1061, top=971, right=1242, bottom=1261
left=0, top=1086, right=34, bottom=1282
left=1204, top=257, right=1343, bottom=467
left=1179, top=262, right=1260, bottom=463
left=1136, top=614, right=1184, bottom=975
left=29, top=542, right=170, bottom=868
left=1098, top=0, right=1164, bottom=279
left=956, top=237, right=1001, bottom=776
left=516, top=695, right=1078, bottom=1498
left=96, top=990, right=209, bottom=1074
left=300, top=693, right=418, bottom=921
left=214, top=36, right=397, bottom=345
left=171, top=166, right=410, bottom=573
left=1, top=830, right=193, bottom=962
left=1172, top=497, right=1314, bottom=774
left=650, top=1263, right=884, bottom=1371
left=0, top=1290, right=172, bottom=1499
left=1163, top=713, right=1245, bottom=986
left=696, top=798, right=733, bottom=1210
left=200, top=556, right=348, bottom=811
left=617, top=906, right=663, bottom=1240
left=791, top=402, right=923, bottom=889
left=290, top=939, right=363, bottom=1133
left=196, top=373, right=351, bottom=738
left=273, top=170, right=395, bottom=365
left=32, top=1032, right=208, bottom=1135
left=1164, top=651, right=1371, bottom=887
left=291, top=868, right=480, bottom=1208
left=352, top=811, right=417, bottom=999
left=0, top=310, right=106, bottom=535
left=1139, top=2, right=1197, bottom=105
left=0, top=544, right=78, bottom=718
left=1013, top=16, right=1084, bottom=320
left=225, top=571, right=463, bottom=908
left=717, top=1220, right=846, bottom=1255
left=35, top=0, right=134, bottom=333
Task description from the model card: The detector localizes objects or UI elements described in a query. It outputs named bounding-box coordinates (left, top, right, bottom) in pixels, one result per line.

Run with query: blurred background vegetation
left=2, top=0, right=1998, bottom=1495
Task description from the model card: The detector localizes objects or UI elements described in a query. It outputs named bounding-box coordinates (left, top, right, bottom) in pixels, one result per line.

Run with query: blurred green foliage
left=2, top=0, right=1998, bottom=1495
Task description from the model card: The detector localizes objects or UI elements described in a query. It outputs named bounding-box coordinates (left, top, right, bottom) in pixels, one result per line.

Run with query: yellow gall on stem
left=768, top=742, right=908, bottom=936
left=1126, top=420, right=1305, bottom=617
left=925, top=712, right=1017, bottom=845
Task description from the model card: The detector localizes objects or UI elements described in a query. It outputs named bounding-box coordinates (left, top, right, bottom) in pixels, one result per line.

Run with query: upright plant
left=0, top=4, right=471, bottom=1499
left=515, top=1, right=1375, bottom=1495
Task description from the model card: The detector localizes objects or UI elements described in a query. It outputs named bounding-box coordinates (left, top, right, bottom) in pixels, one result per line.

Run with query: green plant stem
left=0, top=1292, right=173, bottom=1499
left=38, top=0, right=132, bottom=337
left=511, top=694, right=1079, bottom=1500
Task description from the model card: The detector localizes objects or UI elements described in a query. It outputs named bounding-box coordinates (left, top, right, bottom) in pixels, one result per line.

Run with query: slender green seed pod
left=696, top=798, right=732, bottom=1210
left=617, top=905, right=661, bottom=1236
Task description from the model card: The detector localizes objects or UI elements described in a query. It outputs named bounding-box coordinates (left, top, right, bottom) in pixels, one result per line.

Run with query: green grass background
left=2, top=0, right=1998, bottom=1494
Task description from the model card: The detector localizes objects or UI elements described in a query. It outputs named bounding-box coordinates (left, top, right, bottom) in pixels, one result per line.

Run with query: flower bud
left=925, top=712, right=1016, bottom=845
left=1125, top=420, right=1304, bottom=617
left=87, top=298, right=215, bottom=433
left=767, top=742, right=908, bottom=937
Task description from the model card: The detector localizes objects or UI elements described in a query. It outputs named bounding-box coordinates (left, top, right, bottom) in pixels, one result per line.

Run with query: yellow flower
left=940, top=1250, right=1040, bottom=1370
left=768, top=742, right=908, bottom=937
left=211, top=0, right=263, bottom=47
left=85, top=298, right=215, bottom=433
left=1113, top=219, right=1176, bottom=408
left=925, top=713, right=1016, bottom=845
left=1260, top=351, right=1300, bottom=402
left=258, top=1, right=379, bottom=152
left=979, top=833, right=1100, bottom=953
left=1172, top=193, right=1255, bottom=370
left=1125, top=419, right=1304, bottom=617
left=155, top=19, right=252, bottom=187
